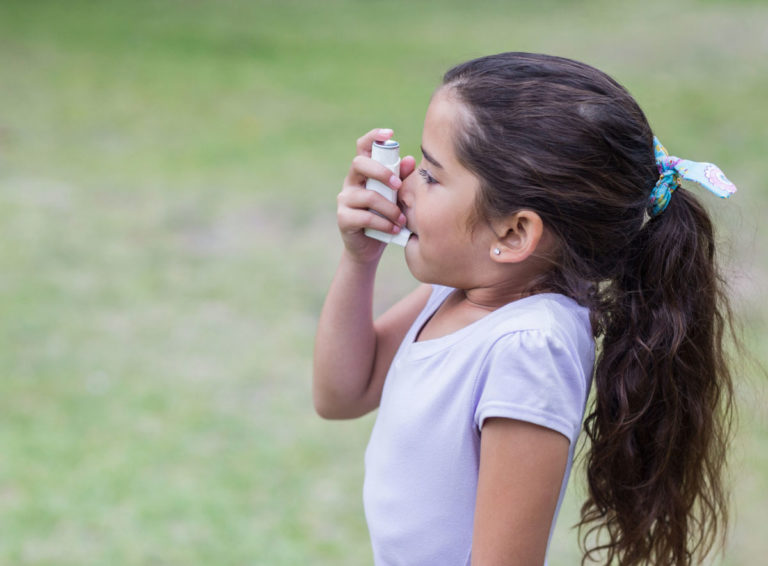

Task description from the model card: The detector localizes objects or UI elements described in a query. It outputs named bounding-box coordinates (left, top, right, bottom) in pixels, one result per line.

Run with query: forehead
left=421, top=89, right=466, bottom=163
left=424, top=89, right=460, bottom=131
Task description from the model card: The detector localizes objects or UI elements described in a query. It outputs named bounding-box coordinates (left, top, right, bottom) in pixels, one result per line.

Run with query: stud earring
left=493, top=248, right=501, bottom=256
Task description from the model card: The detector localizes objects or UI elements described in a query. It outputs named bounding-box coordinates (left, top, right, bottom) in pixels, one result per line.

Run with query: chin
left=403, top=245, right=430, bottom=283
left=404, top=260, right=443, bottom=287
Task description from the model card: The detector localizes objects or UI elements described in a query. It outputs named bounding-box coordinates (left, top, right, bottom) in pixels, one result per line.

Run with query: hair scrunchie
left=649, top=136, right=737, bottom=217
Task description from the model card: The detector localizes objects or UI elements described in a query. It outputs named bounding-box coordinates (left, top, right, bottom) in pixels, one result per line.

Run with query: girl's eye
left=417, top=167, right=438, bottom=185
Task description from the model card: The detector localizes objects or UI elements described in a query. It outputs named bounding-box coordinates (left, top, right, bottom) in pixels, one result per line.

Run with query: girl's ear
left=489, top=210, right=544, bottom=263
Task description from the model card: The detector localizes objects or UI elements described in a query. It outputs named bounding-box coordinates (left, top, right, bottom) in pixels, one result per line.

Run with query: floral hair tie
left=648, top=136, right=737, bottom=218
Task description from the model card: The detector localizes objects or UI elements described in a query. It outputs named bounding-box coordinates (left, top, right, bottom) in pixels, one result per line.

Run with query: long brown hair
left=443, top=52, right=735, bottom=565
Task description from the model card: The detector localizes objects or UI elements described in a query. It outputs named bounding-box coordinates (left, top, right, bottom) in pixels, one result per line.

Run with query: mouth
left=389, top=225, right=414, bottom=247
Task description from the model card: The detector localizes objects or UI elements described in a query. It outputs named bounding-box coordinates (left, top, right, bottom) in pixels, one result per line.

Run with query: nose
left=397, top=169, right=416, bottom=209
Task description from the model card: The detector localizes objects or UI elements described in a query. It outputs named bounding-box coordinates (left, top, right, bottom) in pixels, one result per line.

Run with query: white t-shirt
left=363, top=285, right=595, bottom=565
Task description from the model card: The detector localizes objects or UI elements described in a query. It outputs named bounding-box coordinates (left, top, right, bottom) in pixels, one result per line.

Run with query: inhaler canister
left=364, top=140, right=412, bottom=246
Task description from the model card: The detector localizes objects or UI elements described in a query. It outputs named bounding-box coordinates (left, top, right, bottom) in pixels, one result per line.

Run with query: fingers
left=347, top=154, right=402, bottom=189
left=338, top=208, right=406, bottom=237
left=339, top=130, right=409, bottom=238
left=338, top=187, right=406, bottom=234
left=356, top=128, right=394, bottom=157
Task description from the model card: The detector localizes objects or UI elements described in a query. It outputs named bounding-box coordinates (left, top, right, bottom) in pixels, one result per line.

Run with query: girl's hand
left=337, top=128, right=416, bottom=264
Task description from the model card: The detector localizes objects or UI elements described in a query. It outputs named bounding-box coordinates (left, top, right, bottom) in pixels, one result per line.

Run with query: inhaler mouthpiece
left=365, top=140, right=412, bottom=247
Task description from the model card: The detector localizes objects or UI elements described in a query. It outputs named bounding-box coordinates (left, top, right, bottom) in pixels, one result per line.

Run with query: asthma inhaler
left=364, top=140, right=412, bottom=246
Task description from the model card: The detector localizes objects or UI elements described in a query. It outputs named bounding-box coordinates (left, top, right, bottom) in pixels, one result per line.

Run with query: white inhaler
left=364, top=139, right=412, bottom=246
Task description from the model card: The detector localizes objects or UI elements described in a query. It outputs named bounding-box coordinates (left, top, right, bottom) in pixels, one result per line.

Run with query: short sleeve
left=473, top=330, right=590, bottom=444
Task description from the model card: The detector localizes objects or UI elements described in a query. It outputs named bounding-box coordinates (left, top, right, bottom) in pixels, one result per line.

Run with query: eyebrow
left=420, top=146, right=444, bottom=169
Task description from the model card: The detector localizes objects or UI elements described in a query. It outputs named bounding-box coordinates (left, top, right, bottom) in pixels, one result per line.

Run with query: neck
left=461, top=286, right=527, bottom=311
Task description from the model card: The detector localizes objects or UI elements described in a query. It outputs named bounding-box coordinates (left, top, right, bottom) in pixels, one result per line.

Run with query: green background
left=0, top=0, right=766, bottom=564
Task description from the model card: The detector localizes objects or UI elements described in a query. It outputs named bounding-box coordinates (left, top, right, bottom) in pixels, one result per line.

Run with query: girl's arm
left=313, top=128, right=427, bottom=419
left=471, top=418, right=569, bottom=566
left=314, top=276, right=430, bottom=419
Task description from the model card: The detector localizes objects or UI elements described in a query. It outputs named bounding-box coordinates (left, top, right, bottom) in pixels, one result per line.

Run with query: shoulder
left=472, top=294, right=595, bottom=442
left=488, top=293, right=593, bottom=354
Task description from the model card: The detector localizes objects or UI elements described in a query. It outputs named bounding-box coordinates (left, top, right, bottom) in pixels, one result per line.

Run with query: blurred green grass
left=0, top=0, right=766, bottom=564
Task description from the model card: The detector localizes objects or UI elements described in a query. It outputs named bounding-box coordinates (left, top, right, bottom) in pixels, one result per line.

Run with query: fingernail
left=378, top=128, right=393, bottom=136
left=398, top=213, right=407, bottom=226
left=392, top=225, right=401, bottom=234
left=389, top=175, right=402, bottom=189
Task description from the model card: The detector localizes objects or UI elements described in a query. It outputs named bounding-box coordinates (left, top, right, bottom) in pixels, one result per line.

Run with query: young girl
left=313, top=52, right=737, bottom=565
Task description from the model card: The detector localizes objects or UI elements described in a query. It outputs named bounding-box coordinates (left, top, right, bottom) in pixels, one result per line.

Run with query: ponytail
left=581, top=189, right=735, bottom=565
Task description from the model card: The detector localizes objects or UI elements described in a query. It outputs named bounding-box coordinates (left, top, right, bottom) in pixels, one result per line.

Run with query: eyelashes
left=417, top=167, right=438, bottom=184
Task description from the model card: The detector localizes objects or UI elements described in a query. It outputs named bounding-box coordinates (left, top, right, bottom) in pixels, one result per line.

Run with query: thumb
left=399, top=155, right=416, bottom=180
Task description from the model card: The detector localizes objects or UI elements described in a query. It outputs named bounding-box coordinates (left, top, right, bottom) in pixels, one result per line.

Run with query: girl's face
left=399, top=89, right=497, bottom=288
